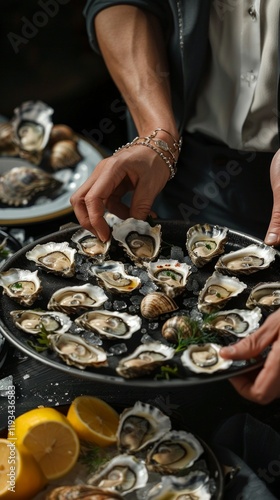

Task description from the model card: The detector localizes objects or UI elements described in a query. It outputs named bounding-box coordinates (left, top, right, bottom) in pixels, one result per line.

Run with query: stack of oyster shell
left=0, top=217, right=278, bottom=379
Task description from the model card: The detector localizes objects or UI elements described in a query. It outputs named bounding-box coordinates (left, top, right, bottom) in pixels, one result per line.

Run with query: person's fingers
left=265, top=150, right=280, bottom=245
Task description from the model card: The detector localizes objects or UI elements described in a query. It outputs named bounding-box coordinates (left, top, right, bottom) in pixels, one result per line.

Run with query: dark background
left=1, top=0, right=127, bottom=152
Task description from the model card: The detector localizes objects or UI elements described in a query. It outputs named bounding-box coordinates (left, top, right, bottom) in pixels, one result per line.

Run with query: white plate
left=0, top=139, right=104, bottom=225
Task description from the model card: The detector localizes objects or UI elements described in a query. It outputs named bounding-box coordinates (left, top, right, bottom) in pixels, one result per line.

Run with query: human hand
left=220, top=309, right=280, bottom=404
left=70, top=145, right=170, bottom=242
left=265, top=149, right=280, bottom=246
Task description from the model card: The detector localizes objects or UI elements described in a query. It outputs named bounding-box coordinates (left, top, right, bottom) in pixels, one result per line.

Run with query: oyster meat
left=10, top=309, right=72, bottom=335
left=116, top=342, right=175, bottom=379
left=147, top=471, right=211, bottom=500
left=140, top=292, right=178, bottom=319
left=116, top=401, right=172, bottom=453
left=186, top=223, right=228, bottom=267
left=246, top=282, right=280, bottom=313
left=111, top=217, right=161, bottom=265
left=47, top=284, right=108, bottom=314
left=12, top=100, right=54, bottom=152
left=48, top=332, right=108, bottom=370
left=215, top=243, right=276, bottom=275
left=146, top=429, right=204, bottom=473
left=45, top=485, right=124, bottom=500
left=0, top=268, right=42, bottom=306
left=203, top=307, right=262, bottom=337
left=145, top=259, right=191, bottom=297
left=26, top=241, right=76, bottom=277
left=75, top=310, right=142, bottom=340
left=71, top=227, right=111, bottom=262
left=181, top=343, right=233, bottom=374
left=89, top=261, right=141, bottom=294
left=197, top=271, right=247, bottom=313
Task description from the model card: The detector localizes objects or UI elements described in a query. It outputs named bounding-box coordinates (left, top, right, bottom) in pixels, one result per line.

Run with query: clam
left=203, top=307, right=262, bottom=337
left=215, top=243, right=277, bottom=275
left=47, top=123, right=76, bottom=146
left=197, top=271, right=247, bottom=313
left=47, top=284, right=108, bottom=314
left=26, top=241, right=76, bottom=277
left=49, top=139, right=82, bottom=169
left=116, top=401, right=172, bottom=453
left=140, top=292, right=178, bottom=319
left=87, top=455, right=148, bottom=494
left=146, top=429, right=204, bottom=473
left=89, top=261, right=141, bottom=294
left=11, top=100, right=54, bottom=152
left=161, top=315, right=200, bottom=343
left=71, top=228, right=111, bottom=262
left=10, top=309, right=72, bottom=335
left=0, top=165, right=63, bottom=207
left=144, top=259, right=191, bottom=297
left=181, top=343, right=233, bottom=374
left=0, top=268, right=42, bottom=306
left=48, top=332, right=108, bottom=369
left=112, top=217, right=161, bottom=265
left=75, top=310, right=141, bottom=340
left=246, top=282, right=280, bottom=313
left=45, top=485, right=124, bottom=500
left=116, top=342, right=175, bottom=379
left=147, top=471, right=211, bottom=500
left=186, top=223, right=228, bottom=267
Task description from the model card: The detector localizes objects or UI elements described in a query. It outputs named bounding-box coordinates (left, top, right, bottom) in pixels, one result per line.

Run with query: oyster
left=46, top=485, right=124, bottom=500
left=87, top=455, right=148, bottom=494
left=140, top=292, right=178, bottom=319
left=11, top=100, right=54, bottom=152
left=246, top=282, right=280, bottom=313
left=48, top=332, right=108, bottom=369
left=203, top=307, right=262, bottom=337
left=75, top=310, right=141, bottom=340
left=0, top=268, right=42, bottom=306
left=112, top=217, right=161, bottom=265
left=116, top=342, right=175, bottom=379
left=47, top=284, right=108, bottom=314
left=186, top=223, right=228, bottom=267
left=0, top=122, right=19, bottom=156
left=71, top=228, right=111, bottom=262
left=26, top=241, right=76, bottom=277
left=10, top=309, right=72, bottom=335
left=181, top=343, right=233, bottom=374
left=116, top=401, right=172, bottom=453
left=145, top=259, right=191, bottom=297
left=0, top=166, right=63, bottom=207
left=197, top=271, right=247, bottom=313
left=89, top=261, right=141, bottom=294
left=147, top=471, right=211, bottom=500
left=146, top=429, right=204, bottom=473
left=215, top=243, right=276, bottom=275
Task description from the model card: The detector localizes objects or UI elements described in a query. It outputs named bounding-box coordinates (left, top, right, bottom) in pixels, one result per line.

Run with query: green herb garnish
left=79, top=442, right=111, bottom=474
left=27, top=325, right=51, bottom=352
left=155, top=364, right=180, bottom=380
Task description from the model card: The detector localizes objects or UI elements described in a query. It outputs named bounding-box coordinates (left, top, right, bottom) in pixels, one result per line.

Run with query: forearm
left=94, top=5, right=179, bottom=142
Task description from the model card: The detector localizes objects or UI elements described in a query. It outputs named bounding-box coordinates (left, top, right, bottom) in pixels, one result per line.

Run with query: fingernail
left=265, top=232, right=278, bottom=245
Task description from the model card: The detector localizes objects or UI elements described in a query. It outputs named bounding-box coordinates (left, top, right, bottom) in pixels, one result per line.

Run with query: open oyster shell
left=147, top=471, right=211, bottom=500
left=215, top=243, right=276, bottom=275
left=203, top=307, right=262, bottom=337
left=26, top=241, right=76, bottom=277
left=87, top=454, right=148, bottom=494
left=45, top=485, right=124, bottom=500
left=181, top=343, right=233, bottom=374
left=89, top=261, right=141, bottom=294
left=10, top=309, right=72, bottom=335
left=246, top=282, right=280, bottom=313
left=75, top=310, right=142, bottom=340
left=146, top=429, right=204, bottom=473
left=140, top=292, right=178, bottom=319
left=116, top=342, right=175, bottom=379
left=48, top=332, right=108, bottom=370
left=111, top=217, right=162, bottom=265
left=71, top=227, right=111, bottom=262
left=47, top=284, right=108, bottom=315
left=11, top=100, right=54, bottom=152
left=0, top=268, right=42, bottom=306
left=186, top=223, right=228, bottom=267
left=116, top=401, right=172, bottom=453
left=144, top=259, right=191, bottom=298
left=197, top=271, right=247, bottom=313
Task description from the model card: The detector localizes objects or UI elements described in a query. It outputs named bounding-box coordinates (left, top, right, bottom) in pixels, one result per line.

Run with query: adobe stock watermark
left=6, top=385, right=17, bottom=494
left=7, top=0, right=71, bottom=54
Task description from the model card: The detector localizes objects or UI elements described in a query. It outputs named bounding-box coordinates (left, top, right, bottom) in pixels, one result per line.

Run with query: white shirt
left=187, top=0, right=279, bottom=152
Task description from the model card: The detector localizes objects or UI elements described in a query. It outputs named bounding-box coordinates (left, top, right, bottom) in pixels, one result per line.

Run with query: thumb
left=265, top=150, right=280, bottom=246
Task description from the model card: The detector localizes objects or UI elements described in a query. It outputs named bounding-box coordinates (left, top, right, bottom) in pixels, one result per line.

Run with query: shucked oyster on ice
left=203, top=307, right=262, bottom=337
left=47, top=284, right=108, bottom=315
left=26, top=241, right=76, bottom=277
left=246, top=281, right=280, bottom=313
left=45, top=485, right=124, bottom=500
left=215, top=243, right=277, bottom=275
left=0, top=268, right=42, bottom=306
left=48, top=332, right=108, bottom=370
left=116, top=342, right=175, bottom=379
left=197, top=271, right=247, bottom=314
left=75, top=310, right=142, bottom=340
left=89, top=261, right=141, bottom=294
left=181, top=343, right=233, bottom=374
left=116, top=401, right=172, bottom=453
left=147, top=471, right=211, bottom=500
left=186, top=223, right=228, bottom=267
left=111, top=217, right=161, bottom=265
left=144, top=259, right=192, bottom=297
left=10, top=309, right=72, bottom=335
left=71, top=227, right=111, bottom=262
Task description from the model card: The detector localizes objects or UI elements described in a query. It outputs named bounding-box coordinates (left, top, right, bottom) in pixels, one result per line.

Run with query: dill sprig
left=79, top=442, right=111, bottom=474
left=155, top=364, right=180, bottom=380
left=27, top=325, right=51, bottom=352
left=175, top=329, right=219, bottom=352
